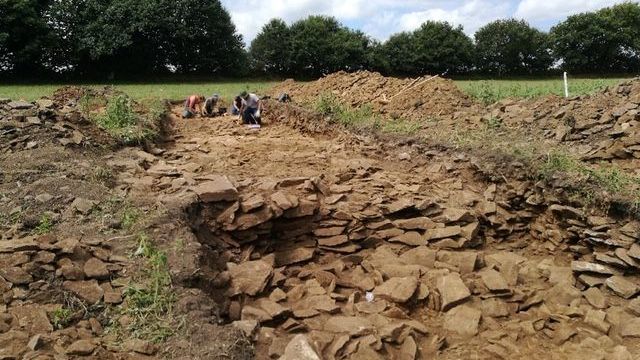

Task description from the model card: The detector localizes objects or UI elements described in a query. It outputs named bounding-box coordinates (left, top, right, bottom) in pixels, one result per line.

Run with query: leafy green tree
left=475, top=19, right=552, bottom=75
left=378, top=32, right=418, bottom=76
left=0, top=0, right=54, bottom=75
left=551, top=3, right=640, bottom=73
left=380, top=21, right=474, bottom=76
left=412, top=21, right=474, bottom=74
left=250, top=19, right=292, bottom=75
left=289, top=16, right=372, bottom=77
left=47, top=0, right=245, bottom=77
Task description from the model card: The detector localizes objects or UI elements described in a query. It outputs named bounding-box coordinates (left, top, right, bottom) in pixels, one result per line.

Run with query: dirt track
left=2, top=85, right=640, bottom=359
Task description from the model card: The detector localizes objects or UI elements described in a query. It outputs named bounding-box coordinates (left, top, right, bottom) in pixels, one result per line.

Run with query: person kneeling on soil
left=231, top=95, right=244, bottom=116
left=183, top=94, right=204, bottom=118
left=239, top=91, right=262, bottom=125
left=202, top=93, right=220, bottom=117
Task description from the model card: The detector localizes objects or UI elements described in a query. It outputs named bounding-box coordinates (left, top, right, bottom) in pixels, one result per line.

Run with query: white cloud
left=514, top=0, right=629, bottom=21
left=397, top=0, right=512, bottom=36
left=222, top=0, right=631, bottom=45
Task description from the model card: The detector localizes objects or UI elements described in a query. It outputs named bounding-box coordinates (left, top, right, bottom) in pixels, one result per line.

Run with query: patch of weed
left=122, top=233, right=176, bottom=342
left=93, top=166, right=115, bottom=186
left=121, top=206, right=141, bottom=230
left=34, top=214, right=53, bottom=235
left=95, top=95, right=161, bottom=145
left=485, top=117, right=503, bottom=130
left=381, top=119, right=421, bottom=135
left=50, top=307, right=73, bottom=329
left=314, top=93, right=382, bottom=130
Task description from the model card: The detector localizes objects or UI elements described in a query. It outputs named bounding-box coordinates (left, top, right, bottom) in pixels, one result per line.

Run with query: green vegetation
left=50, top=307, right=73, bottom=329
left=475, top=19, right=552, bottom=75
left=381, top=119, right=421, bottom=135
left=93, top=167, right=116, bottom=187
left=121, top=206, right=141, bottom=230
left=94, top=95, right=153, bottom=145
left=122, top=233, right=176, bottom=342
left=34, top=214, right=53, bottom=235
left=314, top=93, right=425, bottom=136
left=0, top=81, right=277, bottom=102
left=4, top=2, right=639, bottom=79
left=539, top=151, right=640, bottom=205
left=314, top=93, right=380, bottom=130
left=457, top=78, right=625, bottom=104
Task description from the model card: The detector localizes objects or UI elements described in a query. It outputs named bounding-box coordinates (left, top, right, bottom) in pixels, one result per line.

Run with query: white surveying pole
left=563, top=72, right=569, bottom=98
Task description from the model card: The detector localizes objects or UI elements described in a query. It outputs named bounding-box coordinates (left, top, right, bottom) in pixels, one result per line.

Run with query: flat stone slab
left=571, top=261, right=616, bottom=275
left=437, top=273, right=471, bottom=311
left=444, top=305, right=481, bottom=338
left=373, top=277, right=418, bottom=303
left=324, top=316, right=375, bottom=336
left=7, top=100, right=34, bottom=109
left=389, top=231, right=425, bottom=246
left=280, top=335, right=321, bottom=360
left=276, top=248, right=315, bottom=266
left=480, top=269, right=509, bottom=292
left=0, top=237, right=39, bottom=253
left=228, top=260, right=273, bottom=296
left=606, top=276, right=639, bottom=299
left=193, top=175, right=238, bottom=202
left=426, top=226, right=461, bottom=241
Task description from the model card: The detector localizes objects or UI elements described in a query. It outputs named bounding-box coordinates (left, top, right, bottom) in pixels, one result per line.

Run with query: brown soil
left=270, top=71, right=479, bottom=120
left=2, top=78, right=640, bottom=360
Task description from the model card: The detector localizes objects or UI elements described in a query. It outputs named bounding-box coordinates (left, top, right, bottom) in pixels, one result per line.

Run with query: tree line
left=1, top=1, right=639, bottom=79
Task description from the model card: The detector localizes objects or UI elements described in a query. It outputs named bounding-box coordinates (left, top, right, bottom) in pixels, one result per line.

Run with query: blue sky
left=221, top=0, right=632, bottom=45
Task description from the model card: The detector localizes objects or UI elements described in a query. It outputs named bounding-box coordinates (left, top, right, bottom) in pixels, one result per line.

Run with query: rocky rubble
left=490, top=78, right=640, bottom=165
left=181, top=155, right=640, bottom=358
left=0, top=232, right=138, bottom=358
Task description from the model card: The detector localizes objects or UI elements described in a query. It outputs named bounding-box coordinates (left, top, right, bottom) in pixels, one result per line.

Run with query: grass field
left=0, top=77, right=632, bottom=104
left=456, top=77, right=628, bottom=104
left=0, top=81, right=278, bottom=102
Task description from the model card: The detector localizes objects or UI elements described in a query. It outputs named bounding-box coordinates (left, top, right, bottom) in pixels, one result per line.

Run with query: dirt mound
left=52, top=85, right=122, bottom=108
left=270, top=71, right=477, bottom=120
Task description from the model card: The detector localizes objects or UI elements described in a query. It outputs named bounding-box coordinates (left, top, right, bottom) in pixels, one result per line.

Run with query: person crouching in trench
left=239, top=91, right=262, bottom=125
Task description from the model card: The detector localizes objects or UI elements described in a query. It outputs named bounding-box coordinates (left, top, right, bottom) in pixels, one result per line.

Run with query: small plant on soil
left=121, top=233, right=176, bottom=342
left=93, top=166, right=116, bottom=187
left=34, top=214, right=53, bottom=235
left=95, top=95, right=160, bottom=145
left=381, top=119, right=421, bottom=135
left=121, top=206, right=141, bottom=230
left=50, top=307, right=72, bottom=329
left=485, top=117, right=503, bottom=130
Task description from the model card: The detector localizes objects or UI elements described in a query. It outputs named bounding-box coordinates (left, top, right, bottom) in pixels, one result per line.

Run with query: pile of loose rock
left=0, top=97, right=93, bottom=153
left=0, top=232, right=156, bottom=358
left=186, top=163, right=640, bottom=358
left=490, top=78, right=640, bottom=164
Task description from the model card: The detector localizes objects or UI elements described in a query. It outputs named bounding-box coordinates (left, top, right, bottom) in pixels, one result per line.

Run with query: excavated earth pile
left=270, top=71, right=478, bottom=120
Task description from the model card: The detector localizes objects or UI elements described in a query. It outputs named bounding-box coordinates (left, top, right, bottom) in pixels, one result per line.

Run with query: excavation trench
left=157, top=105, right=640, bottom=358
left=177, top=170, right=593, bottom=358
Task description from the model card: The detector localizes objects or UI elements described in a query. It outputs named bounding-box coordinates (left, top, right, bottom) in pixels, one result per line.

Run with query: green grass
left=85, top=94, right=165, bottom=145
left=121, top=205, right=141, bottom=230
left=456, top=78, right=627, bottom=104
left=0, top=81, right=277, bottom=102
left=50, top=307, right=73, bottom=329
left=33, top=214, right=53, bottom=235
left=122, top=233, right=176, bottom=342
